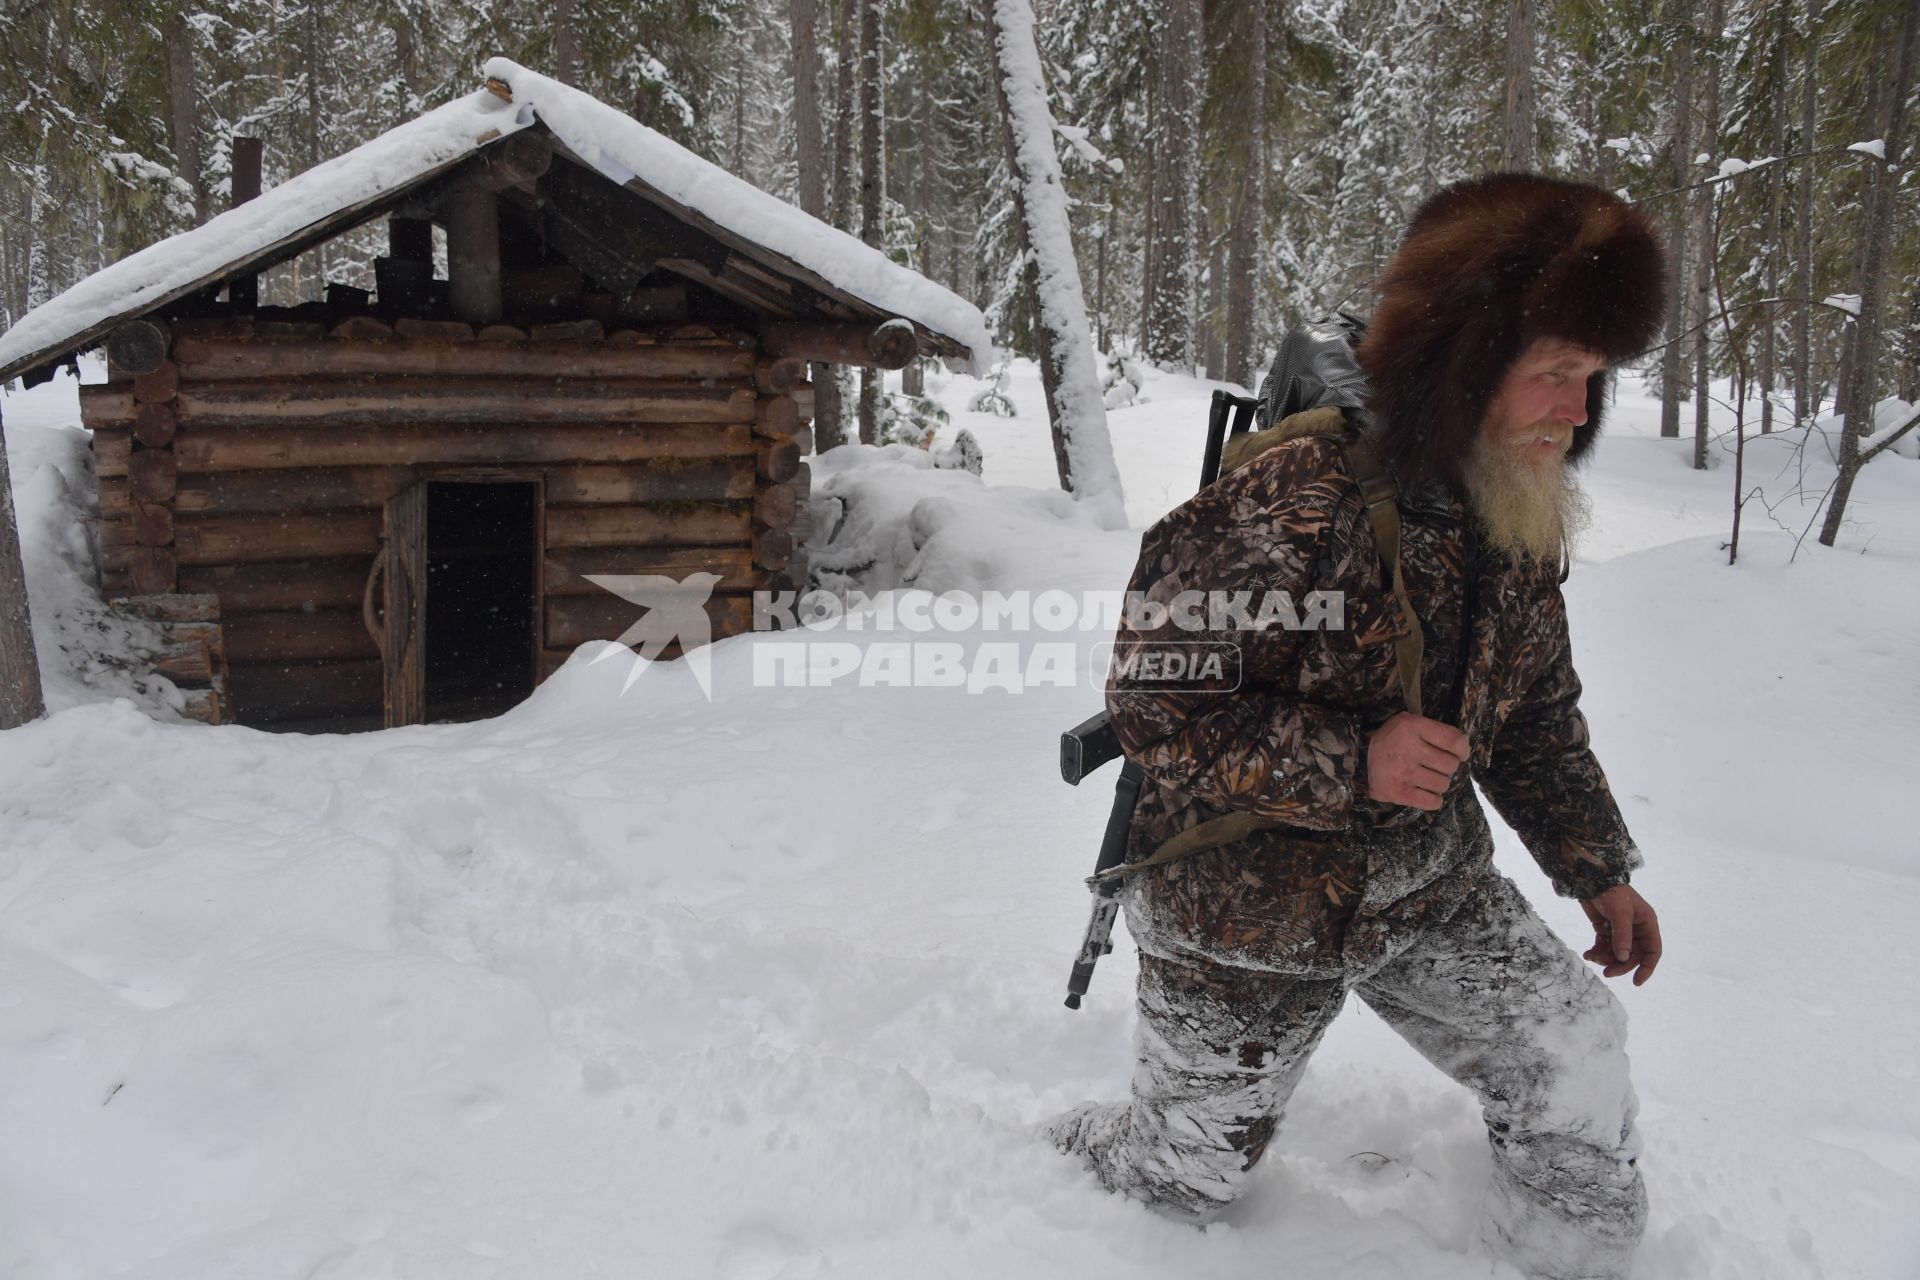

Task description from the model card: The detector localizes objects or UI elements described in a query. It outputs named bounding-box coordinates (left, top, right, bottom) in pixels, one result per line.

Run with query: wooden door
left=380, top=482, right=428, bottom=726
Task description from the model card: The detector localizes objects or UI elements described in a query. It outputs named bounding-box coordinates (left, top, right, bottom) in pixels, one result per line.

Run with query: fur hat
left=1353, top=172, right=1667, bottom=488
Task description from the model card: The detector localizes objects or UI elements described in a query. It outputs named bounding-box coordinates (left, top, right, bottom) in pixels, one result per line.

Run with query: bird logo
left=583, top=572, right=724, bottom=699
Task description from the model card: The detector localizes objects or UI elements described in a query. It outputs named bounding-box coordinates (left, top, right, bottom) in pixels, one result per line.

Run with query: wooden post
left=376, top=215, right=436, bottom=313
left=0, top=403, right=45, bottom=727
left=232, top=138, right=263, bottom=203
left=434, top=136, right=551, bottom=322
left=391, top=216, right=433, bottom=262
left=446, top=187, right=502, bottom=325
left=229, top=136, right=263, bottom=311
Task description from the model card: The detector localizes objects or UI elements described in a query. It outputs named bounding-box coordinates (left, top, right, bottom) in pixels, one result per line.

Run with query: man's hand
left=1366, top=712, right=1470, bottom=811
left=1581, top=884, right=1662, bottom=986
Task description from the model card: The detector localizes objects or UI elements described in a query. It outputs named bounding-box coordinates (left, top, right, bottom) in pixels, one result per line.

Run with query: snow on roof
left=486, top=60, right=992, bottom=372
left=0, top=92, right=511, bottom=384
left=0, top=58, right=992, bottom=384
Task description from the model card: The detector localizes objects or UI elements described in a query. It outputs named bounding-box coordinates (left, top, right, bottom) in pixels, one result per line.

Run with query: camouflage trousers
left=1052, top=867, right=1647, bottom=1280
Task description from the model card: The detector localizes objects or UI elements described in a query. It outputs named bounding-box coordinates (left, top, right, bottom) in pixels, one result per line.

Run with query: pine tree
left=1142, top=0, right=1198, bottom=367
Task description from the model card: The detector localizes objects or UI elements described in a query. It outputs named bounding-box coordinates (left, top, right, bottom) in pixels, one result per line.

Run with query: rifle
left=1060, top=388, right=1259, bottom=1009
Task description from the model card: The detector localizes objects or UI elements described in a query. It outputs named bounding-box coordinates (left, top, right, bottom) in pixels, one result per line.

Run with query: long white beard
left=1460, top=430, right=1592, bottom=565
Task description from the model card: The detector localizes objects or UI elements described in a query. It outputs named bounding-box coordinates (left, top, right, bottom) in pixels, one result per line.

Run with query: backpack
left=1255, top=310, right=1371, bottom=430
left=1083, top=317, right=1426, bottom=886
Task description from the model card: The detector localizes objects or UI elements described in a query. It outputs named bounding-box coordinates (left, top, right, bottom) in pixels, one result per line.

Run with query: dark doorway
left=423, top=481, right=538, bottom=723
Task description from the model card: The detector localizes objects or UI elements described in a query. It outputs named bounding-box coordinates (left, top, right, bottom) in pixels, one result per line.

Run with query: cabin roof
left=0, top=58, right=993, bottom=386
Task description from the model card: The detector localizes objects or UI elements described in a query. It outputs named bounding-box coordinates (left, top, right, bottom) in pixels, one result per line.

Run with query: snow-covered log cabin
left=0, top=60, right=990, bottom=732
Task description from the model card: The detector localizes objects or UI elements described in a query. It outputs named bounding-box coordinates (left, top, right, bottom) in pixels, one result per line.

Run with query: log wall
left=86, top=316, right=815, bottom=728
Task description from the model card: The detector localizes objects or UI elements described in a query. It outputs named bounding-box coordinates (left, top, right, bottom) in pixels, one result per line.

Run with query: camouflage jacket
left=1104, top=433, right=1641, bottom=976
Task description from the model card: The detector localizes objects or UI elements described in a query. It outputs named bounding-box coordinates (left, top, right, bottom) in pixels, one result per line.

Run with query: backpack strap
left=1089, top=806, right=1330, bottom=884
left=1093, top=429, right=1426, bottom=886
left=1341, top=433, right=1424, bottom=720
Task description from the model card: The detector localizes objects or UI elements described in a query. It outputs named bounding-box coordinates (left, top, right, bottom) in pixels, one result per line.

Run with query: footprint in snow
left=715, top=1224, right=821, bottom=1280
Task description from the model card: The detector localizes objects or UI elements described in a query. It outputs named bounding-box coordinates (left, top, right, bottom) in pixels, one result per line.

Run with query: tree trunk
left=821, top=0, right=852, bottom=234
left=915, top=66, right=934, bottom=283
left=858, top=0, right=883, bottom=241
left=1095, top=177, right=1110, bottom=353
left=830, top=0, right=856, bottom=231
left=791, top=0, right=826, bottom=217
left=856, top=0, right=885, bottom=445
left=1144, top=0, right=1200, bottom=368
left=304, top=5, right=323, bottom=170
left=554, top=0, right=580, bottom=85
left=0, top=406, right=44, bottom=728
left=817, top=0, right=859, bottom=452
left=903, top=69, right=928, bottom=402
left=903, top=69, right=928, bottom=425
left=1819, top=0, right=1919, bottom=545
left=1589, top=61, right=1614, bottom=191
left=1793, top=0, right=1817, bottom=426
left=1836, top=60, right=1886, bottom=415
left=164, top=4, right=208, bottom=223
left=1691, top=0, right=1723, bottom=471
left=303, top=0, right=328, bottom=298
left=1904, top=282, right=1920, bottom=403
left=735, top=23, right=755, bottom=175
left=1759, top=9, right=1787, bottom=433
left=1140, top=69, right=1157, bottom=357
left=790, top=0, right=831, bottom=450
left=392, top=8, right=421, bottom=119
left=1203, top=222, right=1225, bottom=380
left=1225, top=0, right=1266, bottom=389
left=985, top=0, right=1126, bottom=519
left=1660, top=1, right=1694, bottom=440
left=1502, top=0, right=1538, bottom=171
left=24, top=161, right=47, bottom=311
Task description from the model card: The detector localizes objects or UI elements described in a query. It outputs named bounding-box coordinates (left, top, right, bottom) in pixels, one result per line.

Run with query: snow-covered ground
left=1, top=357, right=1916, bottom=1279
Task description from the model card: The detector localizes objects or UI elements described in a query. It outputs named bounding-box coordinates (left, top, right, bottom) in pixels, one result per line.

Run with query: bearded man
left=1052, top=173, right=1668, bottom=1280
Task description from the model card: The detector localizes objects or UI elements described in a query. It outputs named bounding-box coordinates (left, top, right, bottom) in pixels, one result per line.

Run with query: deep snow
left=1, top=358, right=1916, bottom=1279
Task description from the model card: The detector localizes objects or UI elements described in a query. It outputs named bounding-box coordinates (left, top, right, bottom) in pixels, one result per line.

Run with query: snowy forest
left=2, top=0, right=1908, bottom=451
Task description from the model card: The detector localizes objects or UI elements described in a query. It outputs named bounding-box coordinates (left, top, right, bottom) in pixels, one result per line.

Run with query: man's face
left=1462, top=338, right=1608, bottom=563
left=1482, top=337, right=1609, bottom=465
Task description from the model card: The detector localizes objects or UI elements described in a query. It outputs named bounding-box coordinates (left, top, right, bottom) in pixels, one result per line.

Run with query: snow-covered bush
left=1102, top=352, right=1145, bottom=409
left=880, top=391, right=951, bottom=449
left=968, top=363, right=1017, bottom=417
left=876, top=390, right=982, bottom=476
left=933, top=428, right=984, bottom=476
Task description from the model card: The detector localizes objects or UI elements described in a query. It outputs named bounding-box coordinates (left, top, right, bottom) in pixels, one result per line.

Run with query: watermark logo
left=1093, top=640, right=1242, bottom=691
left=586, top=576, right=1342, bottom=697
left=584, top=572, right=720, bottom=699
